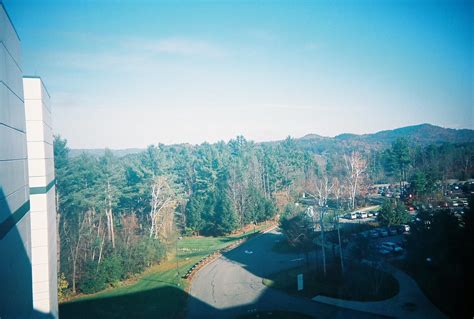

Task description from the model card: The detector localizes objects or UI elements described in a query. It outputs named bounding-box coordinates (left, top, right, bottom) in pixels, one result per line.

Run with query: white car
left=357, top=211, right=368, bottom=219
left=346, top=212, right=357, bottom=220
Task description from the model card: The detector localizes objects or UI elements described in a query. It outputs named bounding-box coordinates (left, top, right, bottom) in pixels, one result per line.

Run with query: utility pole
left=175, top=209, right=185, bottom=286
left=176, top=238, right=179, bottom=280
left=336, top=211, right=344, bottom=274
left=320, top=206, right=327, bottom=276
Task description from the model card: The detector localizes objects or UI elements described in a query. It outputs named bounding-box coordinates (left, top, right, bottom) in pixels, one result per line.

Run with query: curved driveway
left=187, top=229, right=387, bottom=319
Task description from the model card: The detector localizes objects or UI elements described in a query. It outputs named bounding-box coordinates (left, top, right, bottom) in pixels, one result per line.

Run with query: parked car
left=367, top=212, right=374, bottom=217
left=388, top=228, right=398, bottom=236
left=357, top=211, right=368, bottom=219
left=369, top=230, right=379, bottom=238
left=345, top=212, right=357, bottom=220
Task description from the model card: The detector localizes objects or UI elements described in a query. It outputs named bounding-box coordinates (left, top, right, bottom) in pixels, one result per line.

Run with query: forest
left=54, top=133, right=474, bottom=296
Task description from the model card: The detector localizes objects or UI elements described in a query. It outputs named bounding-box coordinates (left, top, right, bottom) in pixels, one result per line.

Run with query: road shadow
left=186, top=229, right=388, bottom=319
left=58, top=230, right=386, bottom=319
left=222, top=230, right=321, bottom=278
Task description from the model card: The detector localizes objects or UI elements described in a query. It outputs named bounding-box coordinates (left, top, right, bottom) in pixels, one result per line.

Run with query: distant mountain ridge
left=70, top=124, right=474, bottom=157
left=296, top=123, right=474, bottom=153
left=345, top=123, right=474, bottom=145
left=69, top=148, right=145, bottom=158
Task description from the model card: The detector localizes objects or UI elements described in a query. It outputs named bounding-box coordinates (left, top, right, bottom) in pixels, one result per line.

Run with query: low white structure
left=25, top=76, right=58, bottom=318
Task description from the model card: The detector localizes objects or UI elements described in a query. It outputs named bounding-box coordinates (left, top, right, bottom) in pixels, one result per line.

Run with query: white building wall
left=24, top=76, right=58, bottom=318
left=0, top=2, right=34, bottom=319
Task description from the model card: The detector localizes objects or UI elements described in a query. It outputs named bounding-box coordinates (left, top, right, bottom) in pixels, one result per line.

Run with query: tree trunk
left=56, top=212, right=61, bottom=275
left=98, top=232, right=105, bottom=265
left=106, top=181, right=115, bottom=248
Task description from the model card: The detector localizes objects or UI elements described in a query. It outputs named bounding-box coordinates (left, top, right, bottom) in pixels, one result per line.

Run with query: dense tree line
left=54, top=135, right=321, bottom=295
left=55, top=134, right=473, bottom=296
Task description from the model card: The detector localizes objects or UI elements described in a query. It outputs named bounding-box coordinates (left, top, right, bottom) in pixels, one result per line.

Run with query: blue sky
left=4, top=0, right=473, bottom=148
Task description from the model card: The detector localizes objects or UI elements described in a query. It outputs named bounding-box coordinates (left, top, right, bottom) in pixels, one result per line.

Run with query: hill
left=295, top=123, right=474, bottom=153
left=70, top=124, right=474, bottom=157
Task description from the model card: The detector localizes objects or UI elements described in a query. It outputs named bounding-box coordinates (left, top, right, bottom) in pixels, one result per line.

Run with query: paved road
left=314, top=263, right=447, bottom=319
left=187, top=229, right=388, bottom=319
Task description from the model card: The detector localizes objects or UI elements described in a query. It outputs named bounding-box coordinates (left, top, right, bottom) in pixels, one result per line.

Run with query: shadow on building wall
left=0, top=188, right=54, bottom=319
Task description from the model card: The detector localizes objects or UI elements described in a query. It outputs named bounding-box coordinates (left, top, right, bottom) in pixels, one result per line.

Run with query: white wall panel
left=23, top=78, right=42, bottom=100
left=24, top=99, right=43, bottom=121
left=23, top=100, right=52, bottom=129
left=25, top=120, right=45, bottom=143
left=0, top=7, right=21, bottom=66
left=27, top=141, right=53, bottom=161
left=31, top=245, right=48, bottom=265
left=0, top=124, right=27, bottom=160
left=0, top=185, right=29, bottom=221
left=33, top=281, right=49, bottom=294
left=30, top=210, right=48, bottom=231
left=26, top=158, right=47, bottom=178
left=33, top=292, right=50, bottom=304
left=0, top=83, right=25, bottom=131
left=0, top=44, right=23, bottom=99
left=31, top=227, right=48, bottom=248
left=0, top=159, right=28, bottom=196
left=30, top=195, right=48, bottom=213
left=32, top=262, right=48, bottom=283
left=24, top=75, right=58, bottom=318
left=29, top=174, right=54, bottom=188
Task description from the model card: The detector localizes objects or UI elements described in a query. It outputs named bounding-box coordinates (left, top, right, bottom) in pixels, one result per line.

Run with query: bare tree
left=344, top=152, right=367, bottom=210
left=105, top=181, right=115, bottom=249
left=149, top=176, right=175, bottom=239
left=331, top=177, right=345, bottom=273
left=227, top=163, right=249, bottom=228
left=306, top=165, right=335, bottom=277
left=62, top=211, right=87, bottom=294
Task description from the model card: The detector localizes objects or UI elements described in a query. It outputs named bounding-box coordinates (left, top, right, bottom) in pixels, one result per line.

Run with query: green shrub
left=78, top=261, right=107, bottom=294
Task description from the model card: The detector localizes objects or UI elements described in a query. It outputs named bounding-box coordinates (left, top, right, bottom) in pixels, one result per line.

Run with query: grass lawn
left=238, top=310, right=314, bottom=319
left=263, top=262, right=398, bottom=301
left=59, top=225, right=269, bottom=319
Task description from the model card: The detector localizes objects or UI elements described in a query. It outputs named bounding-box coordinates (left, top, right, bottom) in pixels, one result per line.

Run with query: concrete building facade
left=1, top=2, right=58, bottom=318
left=25, top=76, right=58, bottom=318
left=0, top=2, right=34, bottom=318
